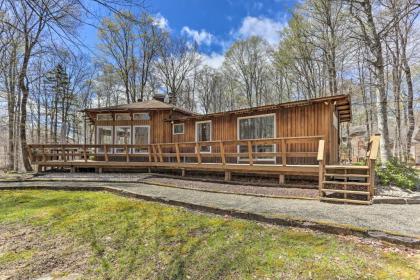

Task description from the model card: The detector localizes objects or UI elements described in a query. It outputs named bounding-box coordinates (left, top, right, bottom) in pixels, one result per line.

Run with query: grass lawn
left=0, top=190, right=418, bottom=279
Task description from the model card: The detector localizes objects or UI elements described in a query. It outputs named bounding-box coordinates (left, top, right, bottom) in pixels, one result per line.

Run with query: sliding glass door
left=114, top=126, right=131, bottom=153
left=133, top=126, right=150, bottom=153
left=97, top=126, right=113, bottom=153
left=195, top=121, right=212, bottom=152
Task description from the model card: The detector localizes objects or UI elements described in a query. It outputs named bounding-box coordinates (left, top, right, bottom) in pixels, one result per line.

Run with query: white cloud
left=237, top=16, right=285, bottom=45
left=200, top=52, right=225, bottom=69
left=153, top=13, right=170, bottom=31
left=181, top=26, right=214, bottom=46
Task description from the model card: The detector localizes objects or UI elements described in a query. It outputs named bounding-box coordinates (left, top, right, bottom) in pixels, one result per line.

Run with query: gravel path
left=1, top=181, right=419, bottom=238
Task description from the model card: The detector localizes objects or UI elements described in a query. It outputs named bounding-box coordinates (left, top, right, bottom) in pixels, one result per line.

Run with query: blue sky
left=81, top=0, right=298, bottom=67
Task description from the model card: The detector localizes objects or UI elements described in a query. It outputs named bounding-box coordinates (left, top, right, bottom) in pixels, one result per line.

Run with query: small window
left=173, top=123, right=184, bottom=135
left=115, top=113, right=131, bottom=120
left=97, top=114, right=112, bottom=121
left=133, top=113, right=150, bottom=120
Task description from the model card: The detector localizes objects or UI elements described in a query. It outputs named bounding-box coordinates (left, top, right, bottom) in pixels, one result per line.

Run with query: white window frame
left=114, top=126, right=131, bottom=154
left=96, top=126, right=113, bottom=154
left=173, top=123, right=185, bottom=135
left=236, top=113, right=276, bottom=163
left=132, top=125, right=150, bottom=154
left=96, top=114, right=113, bottom=121
left=195, top=120, right=212, bottom=153
left=133, top=113, right=150, bottom=120
left=115, top=113, right=131, bottom=121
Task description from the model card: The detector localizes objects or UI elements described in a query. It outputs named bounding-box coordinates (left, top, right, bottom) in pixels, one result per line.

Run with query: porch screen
left=133, top=126, right=149, bottom=153
left=97, top=127, right=112, bottom=153
left=114, top=127, right=131, bottom=153
left=238, top=115, right=275, bottom=162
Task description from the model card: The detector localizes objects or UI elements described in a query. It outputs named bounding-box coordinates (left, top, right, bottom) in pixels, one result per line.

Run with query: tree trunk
left=18, top=81, right=33, bottom=171
left=403, top=52, right=415, bottom=161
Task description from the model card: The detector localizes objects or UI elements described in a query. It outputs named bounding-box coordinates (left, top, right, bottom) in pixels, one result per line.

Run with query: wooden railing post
left=247, top=141, right=253, bottom=165
left=317, top=140, right=325, bottom=199
left=219, top=141, right=226, bottom=165
left=367, top=135, right=380, bottom=198
left=42, top=145, right=46, bottom=163
left=151, top=145, right=158, bottom=162
left=157, top=144, right=163, bottom=162
left=104, top=145, right=109, bottom=162
left=281, top=139, right=286, bottom=166
left=195, top=143, right=202, bottom=164
left=83, top=145, right=87, bottom=162
left=175, top=143, right=181, bottom=163
left=125, top=144, right=130, bottom=162
left=61, top=145, right=66, bottom=162
left=148, top=146, right=152, bottom=162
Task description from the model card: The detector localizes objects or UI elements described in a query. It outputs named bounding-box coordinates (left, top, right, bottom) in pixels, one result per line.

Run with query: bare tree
left=155, top=37, right=199, bottom=105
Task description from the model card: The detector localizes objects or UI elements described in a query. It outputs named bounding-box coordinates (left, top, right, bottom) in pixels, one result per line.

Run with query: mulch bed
left=143, top=176, right=319, bottom=199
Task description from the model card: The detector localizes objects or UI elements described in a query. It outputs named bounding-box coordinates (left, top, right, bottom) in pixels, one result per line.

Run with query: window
left=97, top=126, right=113, bottom=153
left=173, top=123, right=184, bottom=135
left=195, top=121, right=212, bottom=153
left=115, top=114, right=131, bottom=121
left=114, top=126, right=131, bottom=153
left=97, top=114, right=112, bottom=121
left=237, top=114, right=276, bottom=162
left=133, top=126, right=150, bottom=153
left=133, top=113, right=150, bottom=120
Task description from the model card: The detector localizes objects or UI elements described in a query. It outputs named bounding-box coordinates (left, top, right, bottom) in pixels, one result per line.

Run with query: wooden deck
left=28, top=135, right=380, bottom=204
left=28, top=136, right=323, bottom=178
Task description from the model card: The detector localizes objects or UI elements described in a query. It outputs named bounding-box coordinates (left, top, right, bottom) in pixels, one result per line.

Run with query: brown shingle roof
left=84, top=99, right=195, bottom=116
left=169, top=94, right=351, bottom=123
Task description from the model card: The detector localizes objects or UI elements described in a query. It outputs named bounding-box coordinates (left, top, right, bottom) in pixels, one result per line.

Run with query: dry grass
left=0, top=190, right=419, bottom=279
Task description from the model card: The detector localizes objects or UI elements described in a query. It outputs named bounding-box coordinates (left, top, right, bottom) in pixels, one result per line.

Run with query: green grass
left=0, top=190, right=419, bottom=279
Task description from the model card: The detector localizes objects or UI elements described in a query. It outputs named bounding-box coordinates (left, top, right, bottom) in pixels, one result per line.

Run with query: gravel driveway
left=1, top=180, right=419, bottom=238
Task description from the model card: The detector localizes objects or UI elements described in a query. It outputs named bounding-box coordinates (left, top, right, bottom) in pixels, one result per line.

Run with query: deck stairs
left=320, top=165, right=372, bottom=204
left=317, top=135, right=380, bottom=205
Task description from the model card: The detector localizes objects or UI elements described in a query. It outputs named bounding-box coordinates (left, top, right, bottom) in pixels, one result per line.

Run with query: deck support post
left=181, top=168, right=186, bottom=177
left=96, top=167, right=103, bottom=174
left=224, top=171, right=231, bottom=181
left=71, top=166, right=76, bottom=173
left=37, top=165, right=43, bottom=173
left=278, top=174, right=285, bottom=184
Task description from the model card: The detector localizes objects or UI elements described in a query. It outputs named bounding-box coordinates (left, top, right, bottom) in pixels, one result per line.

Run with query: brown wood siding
left=173, top=102, right=336, bottom=163
left=92, top=101, right=339, bottom=164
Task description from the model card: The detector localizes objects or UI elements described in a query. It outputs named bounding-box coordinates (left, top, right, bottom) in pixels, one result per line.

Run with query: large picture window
left=237, top=114, right=276, bottom=162
left=114, top=126, right=131, bottom=153
left=133, top=126, right=150, bottom=153
left=195, top=121, right=212, bottom=153
left=97, top=126, right=113, bottom=153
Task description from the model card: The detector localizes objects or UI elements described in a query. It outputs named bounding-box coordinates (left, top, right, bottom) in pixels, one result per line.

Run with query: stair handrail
left=317, top=139, right=325, bottom=161
left=317, top=139, right=325, bottom=198
left=368, top=135, right=381, bottom=160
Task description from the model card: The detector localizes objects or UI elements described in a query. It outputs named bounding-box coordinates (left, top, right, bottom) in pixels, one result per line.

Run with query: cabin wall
left=90, top=102, right=340, bottom=164
left=174, top=102, right=338, bottom=164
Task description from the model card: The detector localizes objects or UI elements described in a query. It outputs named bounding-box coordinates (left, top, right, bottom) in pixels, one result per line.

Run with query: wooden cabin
left=84, top=94, right=351, bottom=165
left=28, top=94, right=383, bottom=204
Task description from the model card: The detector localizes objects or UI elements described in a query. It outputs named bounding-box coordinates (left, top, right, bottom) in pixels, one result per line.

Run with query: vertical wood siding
left=92, top=102, right=339, bottom=164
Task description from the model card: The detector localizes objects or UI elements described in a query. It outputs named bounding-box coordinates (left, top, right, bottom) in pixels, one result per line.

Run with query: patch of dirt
left=0, top=224, right=91, bottom=280
left=143, top=177, right=319, bottom=198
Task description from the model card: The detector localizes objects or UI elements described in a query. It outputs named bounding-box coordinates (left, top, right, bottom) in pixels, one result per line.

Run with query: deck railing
left=28, top=136, right=324, bottom=168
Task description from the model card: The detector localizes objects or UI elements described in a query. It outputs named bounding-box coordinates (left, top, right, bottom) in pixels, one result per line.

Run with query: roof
left=169, top=94, right=351, bottom=122
left=83, top=99, right=195, bottom=116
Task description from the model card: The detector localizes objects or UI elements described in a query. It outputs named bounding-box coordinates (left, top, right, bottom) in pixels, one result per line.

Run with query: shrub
left=375, top=158, right=419, bottom=190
